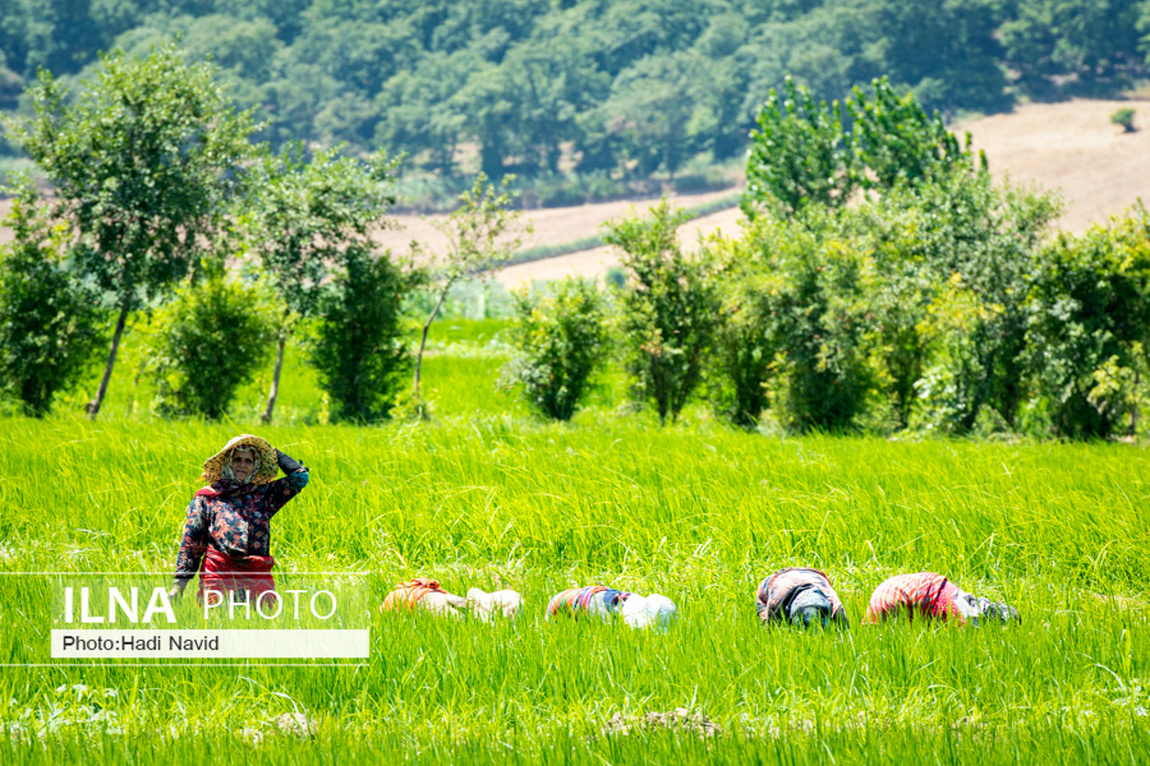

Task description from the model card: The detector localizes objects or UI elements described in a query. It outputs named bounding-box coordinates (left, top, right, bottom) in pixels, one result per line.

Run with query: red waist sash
left=198, top=546, right=276, bottom=603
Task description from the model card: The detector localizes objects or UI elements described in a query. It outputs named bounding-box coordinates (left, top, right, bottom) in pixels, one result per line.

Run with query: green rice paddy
left=0, top=320, right=1147, bottom=764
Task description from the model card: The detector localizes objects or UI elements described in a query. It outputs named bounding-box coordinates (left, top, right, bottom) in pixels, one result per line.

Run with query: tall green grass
left=0, top=321, right=1147, bottom=763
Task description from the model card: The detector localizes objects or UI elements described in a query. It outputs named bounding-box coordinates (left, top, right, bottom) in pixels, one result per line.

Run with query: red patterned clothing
left=174, top=469, right=308, bottom=587
left=755, top=567, right=848, bottom=624
left=198, top=547, right=275, bottom=602
left=864, top=572, right=965, bottom=624
left=381, top=578, right=449, bottom=611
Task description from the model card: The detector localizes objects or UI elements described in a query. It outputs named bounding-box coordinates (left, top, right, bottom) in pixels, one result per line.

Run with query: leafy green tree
left=411, top=173, right=529, bottom=406
left=602, top=52, right=698, bottom=178
left=240, top=144, right=398, bottom=423
left=143, top=269, right=277, bottom=420
left=309, top=246, right=414, bottom=423
left=503, top=277, right=607, bottom=421
left=999, top=0, right=1144, bottom=90
left=891, top=171, right=1061, bottom=433
left=0, top=179, right=102, bottom=416
left=605, top=199, right=718, bottom=425
left=8, top=43, right=256, bottom=418
left=1112, top=107, right=1137, bottom=132
left=846, top=76, right=986, bottom=191
left=743, top=75, right=854, bottom=220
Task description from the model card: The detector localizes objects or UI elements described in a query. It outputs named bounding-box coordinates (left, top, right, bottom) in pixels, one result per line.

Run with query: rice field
left=0, top=319, right=1147, bottom=764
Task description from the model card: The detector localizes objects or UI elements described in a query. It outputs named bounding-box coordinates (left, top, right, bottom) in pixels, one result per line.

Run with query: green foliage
left=503, top=277, right=607, bottom=421
left=605, top=199, right=718, bottom=425
left=736, top=215, right=876, bottom=432
left=743, top=75, right=853, bottom=220
left=846, top=77, right=985, bottom=191
left=11, top=43, right=255, bottom=309
left=0, top=180, right=101, bottom=416
left=7, top=42, right=256, bottom=416
left=309, top=248, right=414, bottom=423
left=1025, top=210, right=1150, bottom=439
left=900, top=173, right=1060, bottom=433
left=243, top=144, right=398, bottom=318
left=1, top=1, right=1148, bottom=191
left=707, top=236, right=779, bottom=429
left=1111, top=107, right=1137, bottom=132
left=999, top=0, right=1144, bottom=90
left=143, top=271, right=277, bottom=420
left=240, top=143, right=399, bottom=422
left=743, top=76, right=986, bottom=220
left=412, top=173, right=529, bottom=403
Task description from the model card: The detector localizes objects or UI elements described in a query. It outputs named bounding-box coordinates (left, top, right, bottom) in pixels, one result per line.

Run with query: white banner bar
left=51, top=629, right=369, bottom=659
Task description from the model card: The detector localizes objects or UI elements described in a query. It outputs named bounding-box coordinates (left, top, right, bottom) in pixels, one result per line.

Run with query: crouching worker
left=545, top=585, right=678, bottom=631
left=380, top=578, right=522, bottom=621
left=756, top=568, right=849, bottom=628
left=169, top=435, right=309, bottom=604
left=864, top=572, right=1020, bottom=626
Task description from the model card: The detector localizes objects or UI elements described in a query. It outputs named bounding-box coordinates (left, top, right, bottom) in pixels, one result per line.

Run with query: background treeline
left=5, top=44, right=1150, bottom=441
left=505, top=78, right=1150, bottom=440
left=3, top=0, right=1150, bottom=206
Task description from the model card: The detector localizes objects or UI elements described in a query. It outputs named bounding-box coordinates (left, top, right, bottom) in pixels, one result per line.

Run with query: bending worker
left=169, top=434, right=309, bottom=602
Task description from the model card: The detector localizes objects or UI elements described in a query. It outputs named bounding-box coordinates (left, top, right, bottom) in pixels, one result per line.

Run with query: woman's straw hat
left=201, top=434, right=278, bottom=484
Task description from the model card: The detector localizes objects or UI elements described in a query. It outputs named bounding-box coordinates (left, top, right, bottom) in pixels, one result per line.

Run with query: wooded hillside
left=2, top=1, right=1149, bottom=183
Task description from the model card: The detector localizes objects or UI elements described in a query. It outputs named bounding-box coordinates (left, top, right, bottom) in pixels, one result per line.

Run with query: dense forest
left=2, top=0, right=1149, bottom=186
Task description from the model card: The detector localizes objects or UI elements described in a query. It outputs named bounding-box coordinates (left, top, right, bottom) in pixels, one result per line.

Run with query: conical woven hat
left=201, top=434, right=278, bottom=484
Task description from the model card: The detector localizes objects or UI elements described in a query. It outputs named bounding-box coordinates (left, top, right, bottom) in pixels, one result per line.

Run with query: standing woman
left=169, top=434, right=309, bottom=602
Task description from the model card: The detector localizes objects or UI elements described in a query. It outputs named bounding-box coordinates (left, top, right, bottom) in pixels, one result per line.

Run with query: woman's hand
left=168, top=581, right=188, bottom=602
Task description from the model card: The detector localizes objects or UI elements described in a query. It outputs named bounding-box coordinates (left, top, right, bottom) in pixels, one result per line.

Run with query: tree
left=410, top=173, right=529, bottom=406
left=744, top=75, right=987, bottom=221
left=604, top=199, right=718, bottom=425
left=240, top=144, right=399, bottom=423
left=846, top=77, right=985, bottom=192
left=309, top=246, right=414, bottom=423
left=743, top=75, right=854, bottom=221
left=8, top=43, right=256, bottom=418
left=0, top=179, right=102, bottom=416
left=1025, top=210, right=1150, bottom=439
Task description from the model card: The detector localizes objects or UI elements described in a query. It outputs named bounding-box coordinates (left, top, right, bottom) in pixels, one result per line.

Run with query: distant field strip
left=502, top=192, right=742, bottom=267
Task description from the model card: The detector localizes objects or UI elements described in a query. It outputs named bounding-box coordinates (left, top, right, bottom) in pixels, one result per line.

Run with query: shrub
left=309, top=248, right=414, bottom=423
left=144, top=270, right=277, bottom=419
left=0, top=180, right=102, bottom=416
left=758, top=220, right=876, bottom=432
left=872, top=170, right=1060, bottom=433
left=503, top=278, right=607, bottom=421
left=707, top=236, right=779, bottom=429
left=1111, top=108, right=1136, bottom=133
left=1025, top=211, right=1150, bottom=439
left=605, top=199, right=718, bottom=425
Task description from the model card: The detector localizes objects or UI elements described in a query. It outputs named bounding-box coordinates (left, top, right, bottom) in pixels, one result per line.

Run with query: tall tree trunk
left=86, top=300, right=130, bottom=419
left=262, top=332, right=288, bottom=424
left=413, top=288, right=449, bottom=399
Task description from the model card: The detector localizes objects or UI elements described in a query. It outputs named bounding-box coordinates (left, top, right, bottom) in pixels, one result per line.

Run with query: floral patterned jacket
left=173, top=457, right=308, bottom=586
